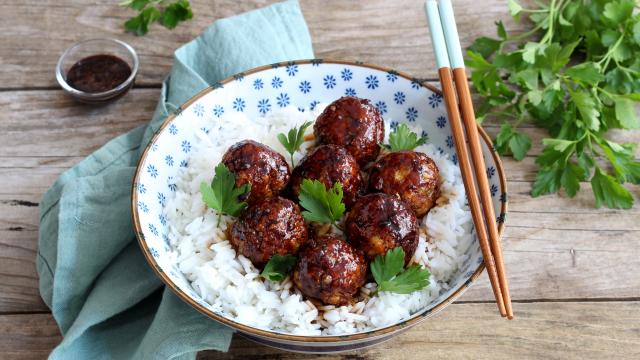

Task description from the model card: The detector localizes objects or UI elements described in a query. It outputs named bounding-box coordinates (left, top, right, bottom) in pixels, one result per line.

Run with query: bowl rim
left=131, top=59, right=508, bottom=343
left=55, top=38, right=139, bottom=99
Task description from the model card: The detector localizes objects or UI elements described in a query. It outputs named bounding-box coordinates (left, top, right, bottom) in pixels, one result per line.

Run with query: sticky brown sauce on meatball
left=222, top=140, right=290, bottom=204
left=293, top=234, right=367, bottom=306
left=345, top=193, right=419, bottom=264
left=314, top=97, right=385, bottom=165
left=230, top=196, right=307, bottom=267
left=369, top=151, right=441, bottom=217
left=288, top=144, right=364, bottom=208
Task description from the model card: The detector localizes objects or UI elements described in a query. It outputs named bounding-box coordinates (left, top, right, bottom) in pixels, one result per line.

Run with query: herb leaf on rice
left=277, top=121, right=313, bottom=166
left=371, top=247, right=430, bottom=294
left=200, top=163, right=251, bottom=227
left=261, top=254, right=297, bottom=282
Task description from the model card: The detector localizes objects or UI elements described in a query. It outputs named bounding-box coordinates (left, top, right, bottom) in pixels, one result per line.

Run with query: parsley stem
left=492, top=111, right=518, bottom=119
left=502, top=23, right=545, bottom=46
left=562, top=144, right=575, bottom=163
left=538, top=0, right=557, bottom=45
left=519, top=8, right=549, bottom=13
left=615, top=63, right=639, bottom=75
left=597, top=87, right=614, bottom=99
left=217, top=212, right=222, bottom=228
left=597, top=34, right=625, bottom=68
left=586, top=133, right=597, bottom=155
left=501, top=0, right=566, bottom=50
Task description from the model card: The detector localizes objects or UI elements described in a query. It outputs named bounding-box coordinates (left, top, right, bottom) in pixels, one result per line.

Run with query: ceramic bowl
left=132, top=60, right=507, bottom=353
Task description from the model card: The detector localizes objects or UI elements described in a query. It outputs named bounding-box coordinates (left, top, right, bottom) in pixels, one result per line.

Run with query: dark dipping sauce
left=66, top=54, right=131, bottom=93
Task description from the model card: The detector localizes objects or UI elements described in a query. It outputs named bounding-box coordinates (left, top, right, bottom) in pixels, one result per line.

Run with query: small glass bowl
left=56, top=39, right=139, bottom=104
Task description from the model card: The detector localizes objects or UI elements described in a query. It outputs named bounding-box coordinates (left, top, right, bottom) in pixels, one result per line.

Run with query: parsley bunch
left=467, top=0, right=640, bottom=208
left=120, top=0, right=193, bottom=36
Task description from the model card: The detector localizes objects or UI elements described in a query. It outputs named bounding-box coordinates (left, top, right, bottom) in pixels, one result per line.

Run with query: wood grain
left=1, top=0, right=639, bottom=357
left=0, top=89, right=154, bottom=158
left=0, top=0, right=525, bottom=88
left=0, top=314, right=61, bottom=360
left=3, top=302, right=639, bottom=360
left=200, top=302, right=640, bottom=359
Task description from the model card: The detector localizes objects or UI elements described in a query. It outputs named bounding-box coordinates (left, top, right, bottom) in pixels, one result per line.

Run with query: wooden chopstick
left=437, top=0, right=513, bottom=319
left=424, top=0, right=507, bottom=318
left=454, top=69, right=513, bottom=319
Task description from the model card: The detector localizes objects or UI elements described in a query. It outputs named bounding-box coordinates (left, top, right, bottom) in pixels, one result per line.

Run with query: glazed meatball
left=230, top=196, right=307, bottom=267
left=345, top=193, right=419, bottom=264
left=293, top=234, right=367, bottom=306
left=314, top=97, right=385, bottom=165
left=222, top=140, right=290, bottom=204
left=288, top=144, right=363, bottom=208
left=369, top=151, right=441, bottom=217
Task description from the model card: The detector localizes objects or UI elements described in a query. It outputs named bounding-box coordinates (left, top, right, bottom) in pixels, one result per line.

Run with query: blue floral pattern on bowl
left=132, top=60, right=507, bottom=346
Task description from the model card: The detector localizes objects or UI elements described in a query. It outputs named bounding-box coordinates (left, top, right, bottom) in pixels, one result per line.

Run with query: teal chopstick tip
left=424, top=0, right=450, bottom=69
left=438, top=0, right=465, bottom=69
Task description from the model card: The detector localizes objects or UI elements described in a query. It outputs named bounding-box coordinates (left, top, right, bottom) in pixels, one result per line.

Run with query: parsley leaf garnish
left=380, top=265, right=431, bottom=294
left=298, top=179, right=345, bottom=225
left=277, top=121, right=313, bottom=166
left=467, top=0, right=640, bottom=209
left=120, top=0, right=193, bottom=36
left=261, top=254, right=297, bottom=282
left=200, top=163, right=251, bottom=227
left=371, top=247, right=430, bottom=294
left=370, top=247, right=405, bottom=283
left=380, top=124, right=428, bottom=152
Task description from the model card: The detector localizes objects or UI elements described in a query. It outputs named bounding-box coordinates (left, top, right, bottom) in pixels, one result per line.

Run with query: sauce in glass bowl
left=56, top=39, right=138, bottom=104
left=66, top=54, right=132, bottom=93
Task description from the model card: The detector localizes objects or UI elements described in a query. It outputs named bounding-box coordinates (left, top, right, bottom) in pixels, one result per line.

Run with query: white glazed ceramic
left=132, top=60, right=507, bottom=353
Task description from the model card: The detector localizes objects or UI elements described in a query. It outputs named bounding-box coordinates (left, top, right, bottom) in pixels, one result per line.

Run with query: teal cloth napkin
left=36, top=1, right=313, bottom=358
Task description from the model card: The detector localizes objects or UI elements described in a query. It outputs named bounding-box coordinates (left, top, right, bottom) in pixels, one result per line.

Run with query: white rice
left=164, top=105, right=473, bottom=336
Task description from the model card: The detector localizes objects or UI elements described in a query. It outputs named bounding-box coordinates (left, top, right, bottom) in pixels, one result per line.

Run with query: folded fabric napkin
left=37, top=1, right=313, bottom=358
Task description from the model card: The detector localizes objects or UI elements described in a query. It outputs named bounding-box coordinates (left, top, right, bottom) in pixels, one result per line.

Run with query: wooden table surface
left=1, top=1, right=639, bottom=359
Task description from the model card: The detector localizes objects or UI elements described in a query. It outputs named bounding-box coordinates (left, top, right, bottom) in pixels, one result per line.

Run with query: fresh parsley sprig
left=371, top=247, right=430, bottom=294
left=277, top=121, right=313, bottom=166
left=261, top=254, right=297, bottom=282
left=120, top=0, right=193, bottom=36
left=298, top=179, right=346, bottom=226
left=380, top=124, right=428, bottom=152
left=467, top=0, right=640, bottom=209
left=200, top=163, right=251, bottom=227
